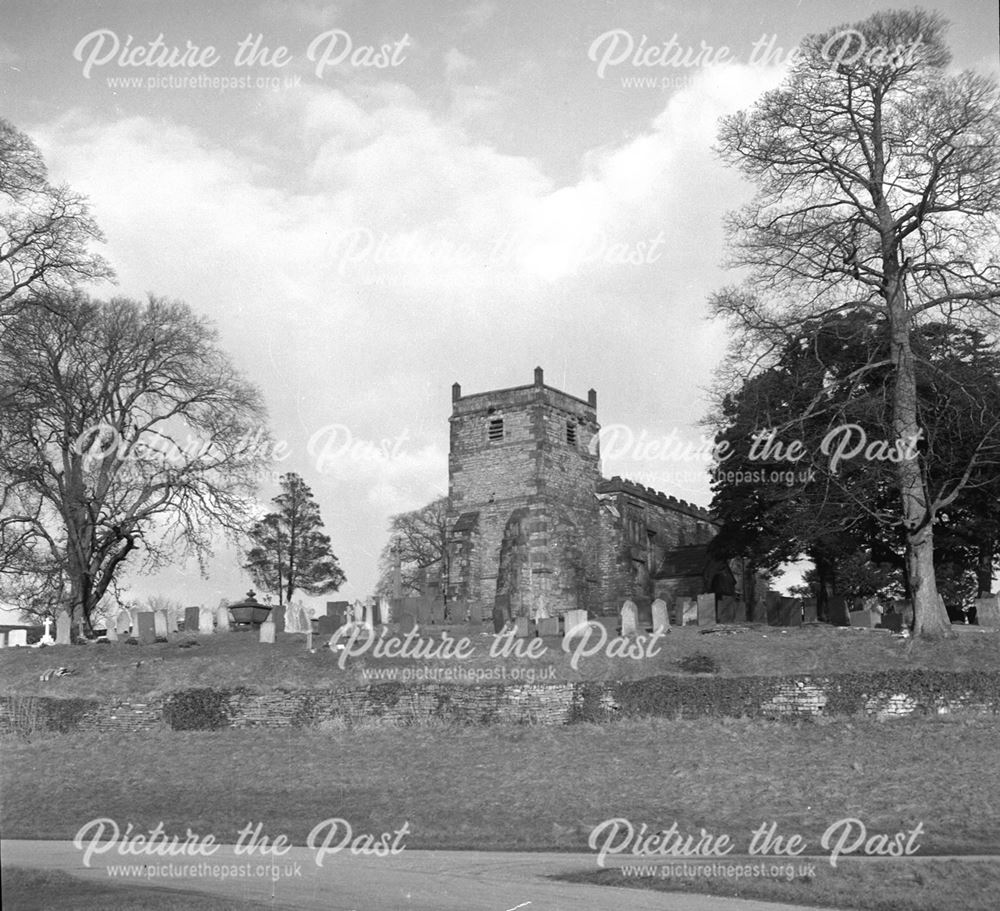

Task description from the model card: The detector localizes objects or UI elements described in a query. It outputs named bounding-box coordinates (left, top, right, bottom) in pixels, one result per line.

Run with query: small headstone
left=681, top=599, right=698, bottom=626
left=697, top=593, right=716, bottom=626
left=272, top=605, right=286, bottom=634
left=259, top=620, right=276, bottom=644
left=765, top=591, right=781, bottom=625
left=106, top=623, right=118, bottom=642
left=167, top=610, right=179, bottom=633
left=399, top=610, right=417, bottom=634
left=467, top=605, right=483, bottom=630
left=514, top=616, right=531, bottom=638
left=878, top=612, right=903, bottom=632
left=430, top=599, right=444, bottom=625
left=651, top=599, right=670, bottom=633
left=198, top=607, right=214, bottom=634
left=216, top=606, right=231, bottom=632
left=184, top=606, right=200, bottom=632
left=54, top=612, right=72, bottom=645
left=779, top=597, right=800, bottom=627
left=620, top=601, right=639, bottom=637
left=563, top=609, right=589, bottom=639
left=537, top=617, right=559, bottom=637
left=975, top=595, right=1000, bottom=629
left=8, top=629, right=27, bottom=647
left=136, top=611, right=156, bottom=644
left=803, top=599, right=818, bottom=623
left=416, top=598, right=433, bottom=626
left=116, top=610, right=132, bottom=636
left=733, top=600, right=747, bottom=623
left=317, top=615, right=335, bottom=636
left=326, top=601, right=350, bottom=627
left=153, top=610, right=168, bottom=639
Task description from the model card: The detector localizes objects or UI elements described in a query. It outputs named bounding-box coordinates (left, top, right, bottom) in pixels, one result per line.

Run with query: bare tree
left=713, top=9, right=1000, bottom=636
left=0, top=118, right=112, bottom=318
left=0, top=291, right=271, bottom=634
left=375, top=496, right=450, bottom=599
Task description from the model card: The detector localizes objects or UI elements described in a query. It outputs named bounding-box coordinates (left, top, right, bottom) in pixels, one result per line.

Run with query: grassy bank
left=3, top=717, right=998, bottom=855
left=1, top=623, right=998, bottom=698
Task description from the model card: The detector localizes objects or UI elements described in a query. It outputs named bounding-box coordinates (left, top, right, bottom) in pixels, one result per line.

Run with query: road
left=1, top=839, right=851, bottom=911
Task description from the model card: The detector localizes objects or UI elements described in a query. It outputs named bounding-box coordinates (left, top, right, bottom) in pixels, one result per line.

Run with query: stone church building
left=446, top=368, right=734, bottom=618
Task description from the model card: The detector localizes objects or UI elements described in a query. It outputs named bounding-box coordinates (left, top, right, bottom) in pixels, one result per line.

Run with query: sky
left=2, top=0, right=998, bottom=614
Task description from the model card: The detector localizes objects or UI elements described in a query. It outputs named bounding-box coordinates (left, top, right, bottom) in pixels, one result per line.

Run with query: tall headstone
left=764, top=591, right=781, bottom=625
left=975, top=595, right=1000, bottom=629
left=153, top=610, right=168, bottom=639
left=778, top=596, right=799, bottom=626
left=106, top=623, right=118, bottom=642
left=620, top=601, right=639, bottom=637
left=216, top=605, right=231, bottom=632
left=55, top=611, right=71, bottom=645
left=399, top=610, right=417, bottom=634
left=416, top=597, right=433, bottom=626
left=803, top=599, right=818, bottom=623
left=184, top=606, right=200, bottom=632
left=681, top=599, right=698, bottom=626
left=849, top=609, right=875, bottom=628
left=697, top=593, right=716, bottom=626
left=167, top=609, right=179, bottom=634
left=272, top=605, right=286, bottom=634
left=136, top=611, right=156, bottom=644
left=296, top=605, right=311, bottom=634
left=198, top=607, right=214, bottom=634
left=8, top=629, right=27, bottom=647
left=651, top=599, right=670, bottom=633
left=514, top=615, right=532, bottom=638
left=468, top=604, right=483, bottom=630
left=116, top=609, right=132, bottom=636
left=491, top=603, right=506, bottom=634
left=259, top=620, right=276, bottom=644
left=563, top=609, right=589, bottom=639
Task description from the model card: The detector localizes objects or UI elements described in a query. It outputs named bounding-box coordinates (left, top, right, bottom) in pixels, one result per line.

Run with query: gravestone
left=849, top=609, right=875, bottom=628
left=317, top=615, right=335, bottom=637
left=129, top=608, right=139, bottom=635
left=272, top=605, right=286, bottom=634
left=975, top=595, right=1000, bottom=629
left=136, top=611, right=156, bottom=644
left=399, top=610, right=417, bottom=634
left=198, top=607, right=214, bottom=634
left=491, top=603, right=506, bottom=634
left=371, top=599, right=383, bottom=626
left=681, top=599, right=698, bottom=626
left=116, top=610, right=132, bottom=636
left=803, top=599, right=818, bottom=623
left=153, top=610, right=168, bottom=639
left=827, top=596, right=851, bottom=626
left=429, top=599, right=444, bottom=625
left=106, top=623, right=117, bottom=642
left=8, top=629, right=27, bottom=647
left=563, top=609, right=589, bottom=639
left=259, top=620, right=276, bottom=644
left=733, top=600, right=747, bottom=623
left=620, top=601, right=639, bottom=637
left=416, top=598, right=433, bottom=626
left=716, top=595, right=736, bottom=624
left=514, top=616, right=532, bottom=638
left=697, top=593, right=716, bottom=626
left=327, top=601, right=350, bottom=627
left=55, top=610, right=71, bottom=645
left=184, top=606, right=200, bottom=632
left=216, top=606, right=231, bottom=632
left=651, top=599, right=670, bottom=633
left=765, top=591, right=781, bottom=625
left=167, top=610, right=179, bottom=634
left=779, top=597, right=800, bottom=627
left=878, top=612, right=903, bottom=632
left=537, top=617, right=560, bottom=637
left=467, top=605, right=483, bottom=630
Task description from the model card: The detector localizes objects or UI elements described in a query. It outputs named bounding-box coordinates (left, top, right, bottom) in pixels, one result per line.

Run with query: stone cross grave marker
left=620, top=601, right=639, bottom=637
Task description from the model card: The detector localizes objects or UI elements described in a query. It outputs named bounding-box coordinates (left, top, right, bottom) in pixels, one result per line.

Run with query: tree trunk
left=887, top=280, right=951, bottom=637
left=977, top=538, right=995, bottom=597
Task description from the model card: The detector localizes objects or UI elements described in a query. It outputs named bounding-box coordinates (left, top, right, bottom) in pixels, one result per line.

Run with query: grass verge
left=2, top=716, right=998, bottom=855
left=0, top=866, right=296, bottom=911
left=556, top=858, right=1000, bottom=911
